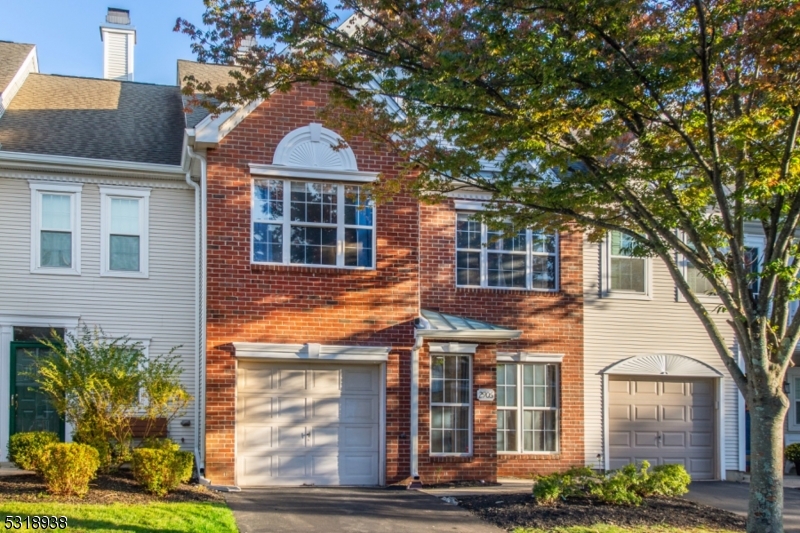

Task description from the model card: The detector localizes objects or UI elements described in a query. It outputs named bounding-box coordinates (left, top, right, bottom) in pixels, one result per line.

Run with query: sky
left=0, top=0, right=208, bottom=86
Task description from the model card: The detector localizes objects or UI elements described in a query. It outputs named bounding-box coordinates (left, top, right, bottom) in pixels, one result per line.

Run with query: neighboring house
left=583, top=230, right=800, bottom=480
left=0, top=10, right=200, bottom=460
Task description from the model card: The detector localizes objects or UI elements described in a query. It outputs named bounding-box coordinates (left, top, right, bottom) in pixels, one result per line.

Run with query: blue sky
left=0, top=1, right=207, bottom=86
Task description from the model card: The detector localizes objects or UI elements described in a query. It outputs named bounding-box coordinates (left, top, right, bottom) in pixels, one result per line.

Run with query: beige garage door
left=236, top=361, right=381, bottom=486
left=609, top=377, right=715, bottom=480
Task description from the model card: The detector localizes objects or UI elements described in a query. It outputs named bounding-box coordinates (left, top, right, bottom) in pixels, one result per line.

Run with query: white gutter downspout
left=185, top=145, right=207, bottom=479
left=410, top=334, right=423, bottom=487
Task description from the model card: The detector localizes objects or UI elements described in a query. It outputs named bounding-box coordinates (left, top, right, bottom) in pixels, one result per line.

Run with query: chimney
left=100, top=8, right=136, bottom=81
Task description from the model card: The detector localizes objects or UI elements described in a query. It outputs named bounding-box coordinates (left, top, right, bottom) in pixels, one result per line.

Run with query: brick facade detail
left=203, top=83, right=584, bottom=486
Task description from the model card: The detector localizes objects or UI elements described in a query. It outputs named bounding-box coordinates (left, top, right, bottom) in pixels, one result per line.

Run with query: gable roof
left=0, top=41, right=35, bottom=95
left=0, top=73, right=185, bottom=166
left=177, top=60, right=243, bottom=128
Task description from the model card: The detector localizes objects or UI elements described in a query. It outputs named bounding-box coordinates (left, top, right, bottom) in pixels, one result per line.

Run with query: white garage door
left=609, top=377, right=715, bottom=480
left=236, top=361, right=381, bottom=486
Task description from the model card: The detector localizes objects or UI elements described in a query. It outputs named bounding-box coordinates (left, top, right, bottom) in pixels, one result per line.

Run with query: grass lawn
left=0, top=501, right=238, bottom=532
left=513, top=526, right=741, bottom=533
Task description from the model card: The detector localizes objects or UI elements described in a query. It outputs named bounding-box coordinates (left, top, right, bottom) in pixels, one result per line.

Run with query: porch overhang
left=414, top=309, right=522, bottom=343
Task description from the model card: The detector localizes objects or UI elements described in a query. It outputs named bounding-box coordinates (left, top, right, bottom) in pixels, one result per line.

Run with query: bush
left=38, top=443, right=100, bottom=497
left=132, top=448, right=194, bottom=496
left=786, top=443, right=800, bottom=463
left=7, top=431, right=59, bottom=471
left=532, top=466, right=600, bottom=504
left=591, top=462, right=646, bottom=505
left=641, top=464, right=691, bottom=497
left=140, top=437, right=180, bottom=452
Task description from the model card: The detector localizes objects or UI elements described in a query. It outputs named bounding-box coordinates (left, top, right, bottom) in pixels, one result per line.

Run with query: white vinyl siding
left=100, top=187, right=149, bottom=278
left=104, top=32, right=130, bottom=81
left=584, top=236, right=741, bottom=472
left=455, top=213, right=559, bottom=290
left=30, top=182, right=82, bottom=275
left=1, top=176, right=197, bottom=451
left=252, top=179, right=375, bottom=269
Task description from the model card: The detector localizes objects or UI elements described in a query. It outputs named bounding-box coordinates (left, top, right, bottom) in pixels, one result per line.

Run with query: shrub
left=786, top=443, right=800, bottom=463
left=641, top=464, right=691, bottom=497
left=132, top=448, right=194, bottom=496
left=532, top=466, right=600, bottom=504
left=38, top=443, right=100, bottom=497
left=7, top=431, right=59, bottom=471
left=140, top=437, right=180, bottom=452
left=591, top=462, right=650, bottom=506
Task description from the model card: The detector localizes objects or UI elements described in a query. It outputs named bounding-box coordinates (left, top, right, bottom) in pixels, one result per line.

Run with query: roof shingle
left=0, top=41, right=35, bottom=95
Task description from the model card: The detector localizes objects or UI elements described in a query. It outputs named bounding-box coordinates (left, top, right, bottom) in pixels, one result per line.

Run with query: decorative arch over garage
left=602, top=354, right=723, bottom=378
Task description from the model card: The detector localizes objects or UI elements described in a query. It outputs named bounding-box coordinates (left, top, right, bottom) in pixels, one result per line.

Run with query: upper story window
left=602, top=231, right=650, bottom=298
left=30, top=182, right=82, bottom=275
left=252, top=179, right=375, bottom=269
left=455, top=213, right=559, bottom=290
left=100, top=187, right=150, bottom=278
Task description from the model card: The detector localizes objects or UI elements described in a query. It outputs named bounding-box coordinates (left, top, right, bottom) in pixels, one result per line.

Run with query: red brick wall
left=203, top=84, right=418, bottom=485
left=419, top=201, right=585, bottom=478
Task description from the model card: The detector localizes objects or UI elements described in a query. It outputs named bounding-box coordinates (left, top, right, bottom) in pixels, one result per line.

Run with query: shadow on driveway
left=225, top=487, right=503, bottom=533
left=685, top=482, right=800, bottom=533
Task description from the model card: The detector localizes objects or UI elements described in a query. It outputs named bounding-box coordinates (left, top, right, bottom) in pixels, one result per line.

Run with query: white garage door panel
left=237, top=361, right=381, bottom=486
left=609, top=377, right=715, bottom=480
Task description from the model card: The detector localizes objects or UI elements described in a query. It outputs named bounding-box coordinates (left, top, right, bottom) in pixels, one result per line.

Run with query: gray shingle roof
left=0, top=41, right=35, bottom=95
left=0, top=73, right=185, bottom=166
left=177, top=60, right=242, bottom=128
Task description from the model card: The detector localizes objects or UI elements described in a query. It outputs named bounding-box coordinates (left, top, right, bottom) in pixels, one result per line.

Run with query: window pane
left=13, top=327, right=65, bottom=342
left=455, top=430, right=469, bottom=453
left=610, top=231, right=636, bottom=257
left=431, top=430, right=443, bottom=453
left=41, top=231, right=71, bottom=268
left=290, top=226, right=337, bottom=265
left=110, top=235, right=140, bottom=271
left=344, top=228, right=373, bottom=267
left=687, top=263, right=716, bottom=295
left=457, top=356, right=470, bottom=380
left=488, top=253, right=526, bottom=288
left=110, top=198, right=140, bottom=234
left=531, top=231, right=556, bottom=254
left=344, top=186, right=373, bottom=226
left=41, top=194, right=71, bottom=230
left=456, top=251, right=481, bottom=286
left=432, top=357, right=445, bottom=379
left=531, top=255, right=557, bottom=290
left=456, top=214, right=481, bottom=249
left=611, top=257, right=646, bottom=292
left=431, top=379, right=443, bottom=403
left=254, top=180, right=284, bottom=221
left=291, top=182, right=337, bottom=223
left=254, top=223, right=283, bottom=262
left=488, top=227, right=526, bottom=251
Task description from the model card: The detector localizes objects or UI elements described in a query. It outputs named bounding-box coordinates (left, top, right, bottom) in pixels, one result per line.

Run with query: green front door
left=10, top=342, right=64, bottom=439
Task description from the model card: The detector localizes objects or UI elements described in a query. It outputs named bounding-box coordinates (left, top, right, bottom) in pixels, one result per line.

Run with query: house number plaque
left=476, top=388, right=496, bottom=401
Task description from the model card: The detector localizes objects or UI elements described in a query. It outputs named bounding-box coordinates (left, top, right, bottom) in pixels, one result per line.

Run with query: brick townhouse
left=189, top=68, right=585, bottom=487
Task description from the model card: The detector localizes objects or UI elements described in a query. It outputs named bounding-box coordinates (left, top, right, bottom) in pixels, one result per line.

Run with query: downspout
left=185, top=145, right=207, bottom=479
left=409, top=334, right=423, bottom=487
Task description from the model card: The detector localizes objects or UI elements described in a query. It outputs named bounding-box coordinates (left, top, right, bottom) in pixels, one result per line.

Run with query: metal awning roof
left=415, top=309, right=522, bottom=343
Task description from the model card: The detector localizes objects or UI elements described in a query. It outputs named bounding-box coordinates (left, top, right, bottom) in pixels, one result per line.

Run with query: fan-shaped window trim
left=602, top=353, right=722, bottom=378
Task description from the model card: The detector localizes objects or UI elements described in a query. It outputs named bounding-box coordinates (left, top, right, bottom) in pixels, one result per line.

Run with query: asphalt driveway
left=686, top=482, right=800, bottom=533
left=225, top=487, right=502, bottom=533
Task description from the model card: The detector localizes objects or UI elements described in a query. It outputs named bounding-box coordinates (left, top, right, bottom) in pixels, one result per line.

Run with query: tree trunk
left=748, top=396, right=787, bottom=533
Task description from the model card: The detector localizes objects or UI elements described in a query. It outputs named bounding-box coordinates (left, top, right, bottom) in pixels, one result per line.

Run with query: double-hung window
left=252, top=180, right=375, bottom=268
left=604, top=231, right=649, bottom=297
left=100, top=188, right=149, bottom=277
left=430, top=355, right=471, bottom=455
left=497, top=363, right=559, bottom=453
left=30, top=182, right=82, bottom=275
left=455, top=213, right=559, bottom=290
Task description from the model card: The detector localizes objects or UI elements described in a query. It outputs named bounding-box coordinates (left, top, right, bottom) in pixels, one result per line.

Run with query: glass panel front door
left=10, top=343, right=63, bottom=438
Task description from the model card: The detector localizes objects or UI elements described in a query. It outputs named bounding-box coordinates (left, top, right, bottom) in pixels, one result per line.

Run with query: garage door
left=236, top=362, right=381, bottom=486
left=609, top=377, right=714, bottom=480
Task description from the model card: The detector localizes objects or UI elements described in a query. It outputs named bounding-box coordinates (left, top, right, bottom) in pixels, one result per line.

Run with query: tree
left=177, top=1, right=800, bottom=530
left=30, top=326, right=191, bottom=469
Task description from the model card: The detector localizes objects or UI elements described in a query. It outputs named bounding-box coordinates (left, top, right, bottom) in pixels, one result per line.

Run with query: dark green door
left=10, top=342, right=64, bottom=439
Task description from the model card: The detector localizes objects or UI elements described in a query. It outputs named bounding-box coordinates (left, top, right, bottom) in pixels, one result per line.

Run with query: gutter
left=0, top=151, right=185, bottom=179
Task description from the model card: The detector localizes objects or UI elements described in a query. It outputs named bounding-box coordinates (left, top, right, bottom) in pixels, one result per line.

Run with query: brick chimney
left=100, top=8, right=136, bottom=81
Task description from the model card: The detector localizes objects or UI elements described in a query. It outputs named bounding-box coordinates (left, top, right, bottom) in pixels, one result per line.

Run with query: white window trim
left=455, top=213, right=560, bottom=292
left=601, top=233, right=652, bottom=300
left=99, top=187, right=150, bottom=278
left=29, top=182, right=83, bottom=276
left=788, top=367, right=800, bottom=432
left=677, top=253, right=721, bottom=303
left=429, top=353, right=473, bottom=457
left=497, top=362, right=560, bottom=455
left=250, top=179, right=377, bottom=270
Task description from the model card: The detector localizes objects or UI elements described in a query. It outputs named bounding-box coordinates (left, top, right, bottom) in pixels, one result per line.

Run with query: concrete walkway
left=421, top=477, right=533, bottom=497
left=225, top=487, right=503, bottom=533
left=686, top=482, right=800, bottom=533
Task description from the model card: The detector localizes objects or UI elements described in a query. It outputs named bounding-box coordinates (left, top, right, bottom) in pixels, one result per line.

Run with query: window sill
left=251, top=262, right=377, bottom=275
left=601, top=291, right=652, bottom=301
left=31, top=267, right=81, bottom=276
left=100, top=270, right=149, bottom=279
left=429, top=454, right=474, bottom=462
left=456, top=286, right=560, bottom=295
left=498, top=451, right=560, bottom=456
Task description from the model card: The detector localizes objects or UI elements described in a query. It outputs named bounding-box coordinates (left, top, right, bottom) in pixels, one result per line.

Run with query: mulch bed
left=0, top=471, right=225, bottom=505
left=456, top=493, right=747, bottom=531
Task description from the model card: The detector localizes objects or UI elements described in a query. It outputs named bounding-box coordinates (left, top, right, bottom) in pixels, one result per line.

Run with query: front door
left=10, top=342, right=64, bottom=438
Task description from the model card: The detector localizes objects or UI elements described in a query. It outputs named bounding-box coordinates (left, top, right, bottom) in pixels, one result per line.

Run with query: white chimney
left=100, top=8, right=136, bottom=81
